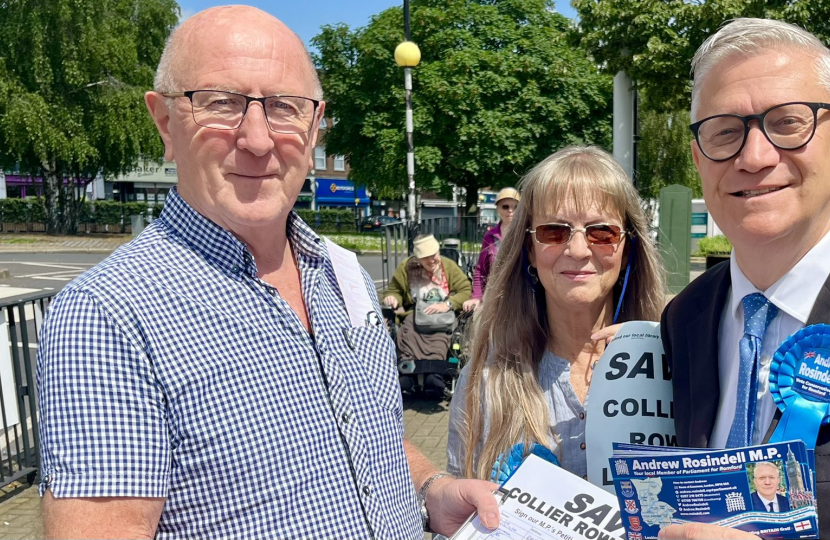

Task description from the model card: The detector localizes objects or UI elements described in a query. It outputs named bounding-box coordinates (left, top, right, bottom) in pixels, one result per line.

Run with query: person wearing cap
left=464, top=188, right=520, bottom=312
left=383, top=234, right=472, bottom=361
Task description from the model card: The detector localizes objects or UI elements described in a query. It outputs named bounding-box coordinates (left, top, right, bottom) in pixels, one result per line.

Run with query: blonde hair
left=461, top=146, right=665, bottom=480
left=691, top=18, right=830, bottom=121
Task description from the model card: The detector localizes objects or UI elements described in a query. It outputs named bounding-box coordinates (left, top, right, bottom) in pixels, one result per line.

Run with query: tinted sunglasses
left=527, top=223, right=628, bottom=245
left=499, top=204, right=515, bottom=211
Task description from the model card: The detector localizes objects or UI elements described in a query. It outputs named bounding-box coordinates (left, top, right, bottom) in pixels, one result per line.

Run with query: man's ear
left=308, top=101, right=326, bottom=170
left=145, top=91, right=176, bottom=162
left=691, top=139, right=702, bottom=172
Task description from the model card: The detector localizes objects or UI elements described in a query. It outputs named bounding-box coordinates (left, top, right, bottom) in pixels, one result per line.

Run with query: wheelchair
left=382, top=306, right=472, bottom=399
left=381, top=237, right=477, bottom=399
left=439, top=238, right=476, bottom=282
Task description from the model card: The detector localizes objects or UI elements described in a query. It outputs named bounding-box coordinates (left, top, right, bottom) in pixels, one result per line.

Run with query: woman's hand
left=463, top=299, right=481, bottom=312
left=424, top=302, right=451, bottom=315
left=383, top=296, right=399, bottom=309
left=591, top=323, right=624, bottom=345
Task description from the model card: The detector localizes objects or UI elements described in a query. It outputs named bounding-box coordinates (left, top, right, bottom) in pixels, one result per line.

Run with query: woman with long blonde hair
left=447, top=146, right=665, bottom=481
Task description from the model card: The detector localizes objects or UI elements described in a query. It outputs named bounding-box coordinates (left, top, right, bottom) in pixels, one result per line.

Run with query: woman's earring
left=527, top=265, right=539, bottom=284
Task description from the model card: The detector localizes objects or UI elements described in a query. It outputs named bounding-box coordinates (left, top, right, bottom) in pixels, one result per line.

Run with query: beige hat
left=496, top=187, right=520, bottom=203
left=413, top=235, right=440, bottom=259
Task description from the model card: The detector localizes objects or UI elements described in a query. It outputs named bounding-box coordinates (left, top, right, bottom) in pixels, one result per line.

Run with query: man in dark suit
left=659, top=18, right=830, bottom=540
left=750, top=462, right=790, bottom=513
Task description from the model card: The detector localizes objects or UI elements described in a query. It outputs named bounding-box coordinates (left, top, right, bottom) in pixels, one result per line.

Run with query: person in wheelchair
left=382, top=234, right=471, bottom=362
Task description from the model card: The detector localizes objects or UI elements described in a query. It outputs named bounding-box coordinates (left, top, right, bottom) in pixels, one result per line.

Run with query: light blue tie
left=726, top=293, right=779, bottom=448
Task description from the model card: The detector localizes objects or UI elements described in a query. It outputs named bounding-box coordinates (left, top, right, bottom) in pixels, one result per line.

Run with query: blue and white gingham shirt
left=37, top=189, right=422, bottom=539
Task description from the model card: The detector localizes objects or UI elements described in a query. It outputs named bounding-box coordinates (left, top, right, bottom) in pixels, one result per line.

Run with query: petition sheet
left=452, top=454, right=625, bottom=540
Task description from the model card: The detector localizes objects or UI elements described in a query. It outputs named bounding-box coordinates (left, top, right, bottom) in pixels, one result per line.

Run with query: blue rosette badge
left=769, top=324, right=830, bottom=449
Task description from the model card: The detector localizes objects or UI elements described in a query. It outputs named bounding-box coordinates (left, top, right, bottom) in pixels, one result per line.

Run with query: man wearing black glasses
left=36, top=5, right=499, bottom=539
left=660, top=18, right=830, bottom=539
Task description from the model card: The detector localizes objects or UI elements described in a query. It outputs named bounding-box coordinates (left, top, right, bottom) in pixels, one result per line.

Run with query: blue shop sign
left=315, top=179, right=370, bottom=206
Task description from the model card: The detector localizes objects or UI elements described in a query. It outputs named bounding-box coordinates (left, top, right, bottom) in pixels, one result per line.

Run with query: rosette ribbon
left=769, top=324, right=830, bottom=449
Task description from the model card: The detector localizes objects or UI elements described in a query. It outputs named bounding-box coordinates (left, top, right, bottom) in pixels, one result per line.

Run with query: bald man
left=36, top=6, right=499, bottom=539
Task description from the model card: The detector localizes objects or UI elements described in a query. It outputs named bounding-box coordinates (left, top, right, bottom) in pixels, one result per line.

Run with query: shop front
left=314, top=179, right=370, bottom=216
left=111, top=161, right=178, bottom=204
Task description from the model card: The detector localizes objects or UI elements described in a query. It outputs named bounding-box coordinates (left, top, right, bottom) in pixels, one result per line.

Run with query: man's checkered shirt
left=37, top=189, right=422, bottom=539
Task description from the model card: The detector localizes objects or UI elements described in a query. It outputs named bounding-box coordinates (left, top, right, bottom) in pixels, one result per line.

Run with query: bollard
left=130, top=214, right=146, bottom=237
left=658, top=185, right=692, bottom=294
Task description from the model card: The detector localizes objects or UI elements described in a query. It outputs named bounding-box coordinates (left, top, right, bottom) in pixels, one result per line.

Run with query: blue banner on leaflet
left=609, top=441, right=818, bottom=539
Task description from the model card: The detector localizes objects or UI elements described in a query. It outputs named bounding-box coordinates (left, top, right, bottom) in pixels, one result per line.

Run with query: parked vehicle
left=362, top=215, right=401, bottom=231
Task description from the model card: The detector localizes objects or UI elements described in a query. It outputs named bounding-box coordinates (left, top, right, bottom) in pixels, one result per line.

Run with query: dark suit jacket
left=661, top=261, right=830, bottom=533
left=751, top=492, right=790, bottom=513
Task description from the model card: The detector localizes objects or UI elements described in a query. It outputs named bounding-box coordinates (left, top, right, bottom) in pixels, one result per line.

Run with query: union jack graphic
left=805, top=351, right=817, bottom=359
left=627, top=533, right=642, bottom=540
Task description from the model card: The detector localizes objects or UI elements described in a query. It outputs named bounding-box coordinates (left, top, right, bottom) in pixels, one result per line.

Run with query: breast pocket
left=347, top=325, right=402, bottom=412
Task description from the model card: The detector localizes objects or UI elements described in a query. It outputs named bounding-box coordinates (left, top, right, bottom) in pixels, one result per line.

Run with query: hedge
left=0, top=198, right=155, bottom=226
left=295, top=209, right=357, bottom=233
left=0, top=199, right=357, bottom=233
left=694, top=235, right=732, bottom=257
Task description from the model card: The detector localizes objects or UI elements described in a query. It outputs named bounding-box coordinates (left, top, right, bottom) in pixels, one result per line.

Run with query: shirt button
left=232, top=265, right=240, bottom=274
left=362, top=485, right=371, bottom=496
left=579, top=412, right=585, bottom=420
left=266, top=287, right=277, bottom=296
left=341, top=412, right=351, bottom=424
left=580, top=443, right=586, bottom=450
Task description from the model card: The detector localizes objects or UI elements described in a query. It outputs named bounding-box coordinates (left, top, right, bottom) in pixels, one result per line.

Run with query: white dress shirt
left=711, top=230, right=830, bottom=448
left=756, top=493, right=779, bottom=512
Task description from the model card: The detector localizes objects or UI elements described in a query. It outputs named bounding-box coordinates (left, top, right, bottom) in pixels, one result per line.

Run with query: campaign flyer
left=608, top=441, right=818, bottom=539
left=452, top=454, right=625, bottom=540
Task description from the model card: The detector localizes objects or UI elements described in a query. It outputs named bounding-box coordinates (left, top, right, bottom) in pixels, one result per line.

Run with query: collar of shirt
left=159, top=188, right=326, bottom=277
left=729, top=228, right=830, bottom=324
left=756, top=493, right=777, bottom=507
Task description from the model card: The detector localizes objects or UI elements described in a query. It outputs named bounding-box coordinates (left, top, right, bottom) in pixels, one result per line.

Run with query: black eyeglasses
left=527, top=223, right=628, bottom=245
left=499, top=204, right=515, bottom=211
left=690, top=101, right=830, bottom=162
left=162, top=90, right=320, bottom=134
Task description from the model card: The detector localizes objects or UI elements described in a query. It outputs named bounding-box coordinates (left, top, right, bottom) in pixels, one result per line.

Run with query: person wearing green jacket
left=382, top=234, right=471, bottom=361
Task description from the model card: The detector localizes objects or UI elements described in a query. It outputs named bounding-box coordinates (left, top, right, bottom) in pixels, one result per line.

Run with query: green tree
left=313, top=0, right=613, bottom=213
left=572, top=0, right=830, bottom=112
left=0, top=0, right=179, bottom=234
left=637, top=109, right=701, bottom=200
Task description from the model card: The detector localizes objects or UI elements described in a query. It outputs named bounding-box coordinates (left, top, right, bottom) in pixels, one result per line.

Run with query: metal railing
left=379, top=216, right=492, bottom=291
left=0, top=290, right=55, bottom=494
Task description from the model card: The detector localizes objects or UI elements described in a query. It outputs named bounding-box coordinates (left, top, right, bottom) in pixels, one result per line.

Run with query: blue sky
left=176, top=1, right=578, bottom=50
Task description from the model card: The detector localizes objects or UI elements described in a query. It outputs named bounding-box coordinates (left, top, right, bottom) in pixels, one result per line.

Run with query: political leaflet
left=586, top=321, right=675, bottom=492
left=608, top=441, right=818, bottom=539
left=450, top=454, right=625, bottom=540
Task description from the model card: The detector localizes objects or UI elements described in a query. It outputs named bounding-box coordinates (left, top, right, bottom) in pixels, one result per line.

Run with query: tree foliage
left=0, top=0, right=179, bottom=234
left=313, top=0, right=613, bottom=212
left=572, top=0, right=830, bottom=112
left=637, top=108, right=701, bottom=200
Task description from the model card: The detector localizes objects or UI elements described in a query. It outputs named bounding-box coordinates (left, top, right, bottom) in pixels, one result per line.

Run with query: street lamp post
left=395, top=0, right=421, bottom=236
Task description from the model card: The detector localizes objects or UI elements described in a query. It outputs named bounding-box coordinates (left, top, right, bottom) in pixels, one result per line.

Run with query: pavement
left=0, top=234, right=132, bottom=254
left=0, top=393, right=451, bottom=538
